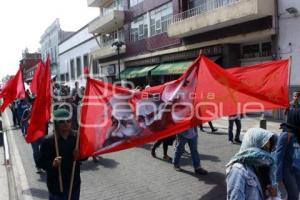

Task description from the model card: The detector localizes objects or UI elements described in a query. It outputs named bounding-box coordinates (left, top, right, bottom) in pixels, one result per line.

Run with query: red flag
left=30, top=60, right=44, bottom=96
left=26, top=57, right=52, bottom=143
left=0, top=68, right=25, bottom=112
left=79, top=55, right=289, bottom=158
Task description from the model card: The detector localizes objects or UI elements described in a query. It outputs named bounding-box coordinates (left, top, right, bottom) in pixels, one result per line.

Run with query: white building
left=58, top=24, right=99, bottom=88
left=40, top=19, right=74, bottom=77
left=278, top=0, right=300, bottom=95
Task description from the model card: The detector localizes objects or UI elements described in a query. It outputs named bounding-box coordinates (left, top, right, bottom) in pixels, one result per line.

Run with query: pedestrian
left=17, top=99, right=30, bottom=136
left=226, top=128, right=278, bottom=200
left=9, top=101, right=18, bottom=127
left=285, top=91, right=299, bottom=116
left=37, top=108, right=81, bottom=200
left=276, top=109, right=300, bottom=200
left=173, top=127, right=208, bottom=175
left=151, top=135, right=176, bottom=161
left=199, top=121, right=218, bottom=132
left=228, top=114, right=243, bottom=144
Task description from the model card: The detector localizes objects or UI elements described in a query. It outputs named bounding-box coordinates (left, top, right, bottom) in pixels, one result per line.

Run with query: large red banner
left=79, top=55, right=289, bottom=158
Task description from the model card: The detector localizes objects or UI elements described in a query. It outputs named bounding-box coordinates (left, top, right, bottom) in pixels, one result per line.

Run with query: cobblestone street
left=3, top=110, right=283, bottom=200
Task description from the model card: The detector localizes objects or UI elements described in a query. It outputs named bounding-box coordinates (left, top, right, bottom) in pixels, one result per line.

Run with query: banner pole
left=288, top=56, right=292, bottom=88
left=54, top=129, right=64, bottom=193
left=68, top=55, right=91, bottom=200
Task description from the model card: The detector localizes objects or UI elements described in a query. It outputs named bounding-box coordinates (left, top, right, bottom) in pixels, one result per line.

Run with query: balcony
left=91, top=41, right=126, bottom=60
left=168, top=0, right=275, bottom=38
left=87, top=0, right=112, bottom=7
left=88, top=10, right=125, bottom=34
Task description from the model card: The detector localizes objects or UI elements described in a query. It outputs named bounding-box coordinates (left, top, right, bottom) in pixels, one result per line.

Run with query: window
left=70, top=59, right=75, bottom=80
left=130, top=14, right=148, bottom=42
left=76, top=57, right=82, bottom=78
left=92, top=60, right=99, bottom=75
left=83, top=55, right=89, bottom=67
left=261, top=42, right=272, bottom=57
left=130, top=0, right=143, bottom=7
left=103, top=0, right=123, bottom=16
left=241, top=42, right=272, bottom=58
left=150, top=3, right=173, bottom=36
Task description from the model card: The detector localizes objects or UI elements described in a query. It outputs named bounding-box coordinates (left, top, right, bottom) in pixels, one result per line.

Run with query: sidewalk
left=0, top=115, right=9, bottom=200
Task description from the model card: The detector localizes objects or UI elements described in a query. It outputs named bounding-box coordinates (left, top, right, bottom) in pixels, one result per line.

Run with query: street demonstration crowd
left=8, top=80, right=300, bottom=200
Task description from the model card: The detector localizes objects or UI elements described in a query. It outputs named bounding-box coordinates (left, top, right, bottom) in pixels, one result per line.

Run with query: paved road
left=3, top=110, right=283, bottom=200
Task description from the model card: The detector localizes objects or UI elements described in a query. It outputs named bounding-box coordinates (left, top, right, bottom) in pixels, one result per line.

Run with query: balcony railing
left=172, top=0, right=241, bottom=23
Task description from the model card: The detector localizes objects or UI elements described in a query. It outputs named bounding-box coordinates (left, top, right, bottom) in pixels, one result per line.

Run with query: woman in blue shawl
left=226, top=128, right=278, bottom=200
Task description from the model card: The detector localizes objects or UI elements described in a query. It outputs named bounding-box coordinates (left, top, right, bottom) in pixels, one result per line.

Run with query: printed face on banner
left=98, top=67, right=198, bottom=150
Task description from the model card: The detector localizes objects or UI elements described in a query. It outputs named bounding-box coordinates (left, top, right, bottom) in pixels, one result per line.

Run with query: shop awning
left=120, top=65, right=158, bottom=79
left=151, top=56, right=220, bottom=75
left=151, top=61, right=193, bottom=75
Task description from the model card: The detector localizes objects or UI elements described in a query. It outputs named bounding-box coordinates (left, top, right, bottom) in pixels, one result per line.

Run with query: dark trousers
left=11, top=109, right=18, bottom=126
left=152, top=140, right=168, bottom=155
left=31, top=138, right=43, bottom=167
left=49, top=188, right=80, bottom=200
left=199, top=121, right=215, bottom=131
left=228, top=119, right=241, bottom=141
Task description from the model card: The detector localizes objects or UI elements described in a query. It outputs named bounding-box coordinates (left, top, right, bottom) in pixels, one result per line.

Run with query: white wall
left=278, top=0, right=300, bottom=87
left=58, top=26, right=98, bottom=88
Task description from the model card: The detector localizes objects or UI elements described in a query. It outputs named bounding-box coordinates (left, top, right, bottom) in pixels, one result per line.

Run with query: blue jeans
left=31, top=138, right=43, bottom=167
left=49, top=189, right=80, bottom=200
left=283, top=166, right=300, bottom=200
left=173, top=135, right=200, bottom=169
left=21, top=121, right=29, bottom=136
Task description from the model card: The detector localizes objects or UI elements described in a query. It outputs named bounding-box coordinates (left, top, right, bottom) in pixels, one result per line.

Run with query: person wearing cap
left=275, top=109, right=300, bottom=200
left=226, top=128, right=278, bottom=200
left=37, top=108, right=81, bottom=200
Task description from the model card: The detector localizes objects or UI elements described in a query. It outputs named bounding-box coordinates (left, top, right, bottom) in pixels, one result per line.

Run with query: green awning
left=120, top=65, right=158, bottom=79
left=151, top=61, right=193, bottom=75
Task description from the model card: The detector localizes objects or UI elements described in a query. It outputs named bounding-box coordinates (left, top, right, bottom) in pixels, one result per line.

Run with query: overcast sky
left=0, top=0, right=98, bottom=80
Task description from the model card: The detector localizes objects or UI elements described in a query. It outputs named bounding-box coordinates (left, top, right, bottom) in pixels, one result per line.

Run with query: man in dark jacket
left=37, top=108, right=81, bottom=200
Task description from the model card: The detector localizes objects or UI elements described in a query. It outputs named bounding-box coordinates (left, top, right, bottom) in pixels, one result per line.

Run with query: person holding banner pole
left=37, top=108, right=81, bottom=200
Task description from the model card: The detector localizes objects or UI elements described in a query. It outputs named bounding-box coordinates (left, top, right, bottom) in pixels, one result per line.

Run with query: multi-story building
left=19, top=49, right=41, bottom=83
left=58, top=24, right=99, bottom=88
left=40, top=19, right=74, bottom=78
left=278, top=0, right=300, bottom=96
left=87, top=0, right=276, bottom=87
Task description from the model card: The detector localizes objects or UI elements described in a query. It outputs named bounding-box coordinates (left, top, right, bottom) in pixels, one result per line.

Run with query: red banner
left=30, top=60, right=44, bottom=96
left=26, top=57, right=52, bottom=143
left=79, top=55, right=289, bottom=158
left=0, top=68, right=25, bottom=112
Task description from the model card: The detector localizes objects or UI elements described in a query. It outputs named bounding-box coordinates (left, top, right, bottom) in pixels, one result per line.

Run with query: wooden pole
left=54, top=129, right=64, bottom=193
left=67, top=55, right=91, bottom=200
left=288, top=56, right=292, bottom=88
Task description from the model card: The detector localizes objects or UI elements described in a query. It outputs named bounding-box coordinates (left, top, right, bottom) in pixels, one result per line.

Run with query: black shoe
left=163, top=155, right=172, bottom=161
left=211, top=128, right=218, bottom=133
left=228, top=139, right=234, bottom=144
left=195, top=167, right=208, bottom=175
left=36, top=167, right=43, bottom=174
left=200, top=128, right=205, bottom=132
left=234, top=139, right=242, bottom=144
left=174, top=165, right=182, bottom=171
left=151, top=149, right=156, bottom=158
left=92, top=156, right=100, bottom=163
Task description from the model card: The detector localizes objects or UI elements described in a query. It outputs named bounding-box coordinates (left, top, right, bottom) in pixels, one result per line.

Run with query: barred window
left=150, top=2, right=173, bottom=36
left=130, top=14, right=148, bottom=42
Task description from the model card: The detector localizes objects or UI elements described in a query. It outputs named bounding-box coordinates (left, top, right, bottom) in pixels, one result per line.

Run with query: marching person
left=37, top=108, right=81, bottom=200
left=276, top=109, right=300, bottom=200
left=228, top=114, right=243, bottom=144
left=151, top=135, right=176, bottom=161
left=199, top=121, right=218, bottom=133
left=173, top=127, right=208, bottom=175
left=226, top=128, right=278, bottom=200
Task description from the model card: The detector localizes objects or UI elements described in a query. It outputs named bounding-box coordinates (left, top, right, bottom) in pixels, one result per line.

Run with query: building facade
left=87, top=0, right=276, bottom=88
left=278, top=0, right=300, bottom=95
left=58, top=24, right=99, bottom=88
left=40, top=19, right=74, bottom=77
left=19, top=49, right=41, bottom=82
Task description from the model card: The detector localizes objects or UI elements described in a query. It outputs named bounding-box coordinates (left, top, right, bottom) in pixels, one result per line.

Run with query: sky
left=0, top=0, right=98, bottom=80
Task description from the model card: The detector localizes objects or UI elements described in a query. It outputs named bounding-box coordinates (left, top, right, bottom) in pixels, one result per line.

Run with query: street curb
left=4, top=111, right=34, bottom=200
